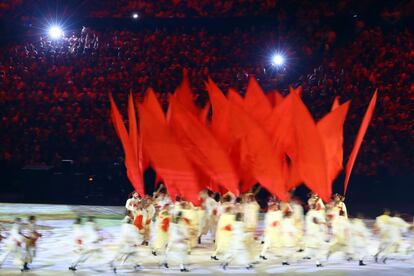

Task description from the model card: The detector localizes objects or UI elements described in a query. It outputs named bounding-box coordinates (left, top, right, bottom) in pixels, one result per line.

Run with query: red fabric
left=174, top=69, right=199, bottom=117
left=344, top=90, right=377, bottom=194
left=161, top=218, right=170, bottom=232
left=206, top=78, right=233, bottom=147
left=243, top=77, right=272, bottom=123
left=110, top=94, right=145, bottom=196
left=317, top=101, right=351, bottom=184
left=223, top=224, right=232, bottom=231
left=199, top=102, right=210, bottom=124
left=290, top=93, right=330, bottom=202
left=128, top=93, right=139, bottom=162
left=227, top=88, right=245, bottom=107
left=331, top=96, right=340, bottom=111
left=134, top=214, right=144, bottom=230
left=227, top=100, right=289, bottom=201
left=271, top=221, right=278, bottom=227
left=168, top=97, right=239, bottom=195
left=138, top=94, right=202, bottom=205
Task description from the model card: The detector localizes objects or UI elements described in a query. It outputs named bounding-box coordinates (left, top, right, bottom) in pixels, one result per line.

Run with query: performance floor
left=0, top=203, right=413, bottom=275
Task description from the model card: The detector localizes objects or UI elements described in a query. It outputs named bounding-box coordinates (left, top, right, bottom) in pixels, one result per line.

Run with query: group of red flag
left=110, top=72, right=377, bottom=205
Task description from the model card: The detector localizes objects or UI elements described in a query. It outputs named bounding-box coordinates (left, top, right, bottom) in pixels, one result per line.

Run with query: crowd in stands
left=0, top=9, right=412, bottom=178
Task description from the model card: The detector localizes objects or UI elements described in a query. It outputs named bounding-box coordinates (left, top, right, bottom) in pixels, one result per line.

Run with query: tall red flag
left=138, top=97, right=203, bottom=205
left=291, top=93, right=330, bottom=201
left=169, top=97, right=239, bottom=195
left=128, top=93, right=139, bottom=160
left=244, top=77, right=272, bottom=123
left=109, top=95, right=145, bottom=196
left=227, top=100, right=289, bottom=201
left=317, top=101, right=351, bottom=184
left=344, top=90, right=377, bottom=194
left=174, top=69, right=199, bottom=117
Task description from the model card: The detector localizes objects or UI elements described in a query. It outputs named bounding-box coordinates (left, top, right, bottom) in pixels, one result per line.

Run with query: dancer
left=151, top=206, right=170, bottom=256
left=259, top=200, right=283, bottom=260
left=326, top=210, right=352, bottom=262
left=242, top=193, right=260, bottom=238
left=199, top=190, right=219, bottom=243
left=164, top=212, right=190, bottom=272
left=280, top=209, right=300, bottom=265
left=211, top=205, right=235, bottom=260
left=350, top=215, right=370, bottom=265
left=22, top=215, right=42, bottom=271
left=0, top=218, right=25, bottom=271
left=69, top=217, right=102, bottom=271
left=304, top=204, right=327, bottom=267
left=222, top=212, right=254, bottom=270
left=110, top=216, right=143, bottom=273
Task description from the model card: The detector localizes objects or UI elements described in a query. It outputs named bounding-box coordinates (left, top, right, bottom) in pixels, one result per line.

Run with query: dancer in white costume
left=69, top=217, right=102, bottom=271
left=151, top=206, right=170, bottom=256
left=242, top=193, right=260, bottom=238
left=374, top=210, right=393, bottom=263
left=375, top=213, right=410, bottom=263
left=211, top=205, right=235, bottom=260
left=199, top=190, right=219, bottom=242
left=164, top=212, right=190, bottom=272
left=326, top=210, right=352, bottom=262
left=22, top=215, right=42, bottom=271
left=280, top=210, right=300, bottom=265
left=350, top=216, right=370, bottom=265
left=110, top=216, right=143, bottom=273
left=304, top=206, right=327, bottom=267
left=259, top=200, right=283, bottom=260
left=222, top=212, right=254, bottom=270
left=0, top=218, right=26, bottom=270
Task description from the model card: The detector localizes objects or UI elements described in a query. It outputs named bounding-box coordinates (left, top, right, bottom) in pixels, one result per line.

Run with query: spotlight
left=271, top=54, right=285, bottom=67
left=132, top=13, right=139, bottom=19
left=48, top=25, right=64, bottom=40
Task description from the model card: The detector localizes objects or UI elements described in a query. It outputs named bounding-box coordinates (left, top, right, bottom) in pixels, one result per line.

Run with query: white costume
left=165, top=220, right=189, bottom=271
left=0, top=222, right=25, bottom=268
left=281, top=216, right=300, bottom=264
left=110, top=218, right=143, bottom=271
left=223, top=221, right=253, bottom=268
left=260, top=209, right=283, bottom=258
left=243, top=201, right=260, bottom=235
left=69, top=220, right=101, bottom=270
left=350, top=218, right=370, bottom=263
left=304, top=209, right=327, bottom=266
left=213, top=212, right=235, bottom=258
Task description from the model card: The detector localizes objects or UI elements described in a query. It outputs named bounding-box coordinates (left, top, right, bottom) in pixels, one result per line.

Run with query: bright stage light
left=271, top=54, right=285, bottom=66
left=132, top=13, right=139, bottom=19
left=48, top=25, right=64, bottom=40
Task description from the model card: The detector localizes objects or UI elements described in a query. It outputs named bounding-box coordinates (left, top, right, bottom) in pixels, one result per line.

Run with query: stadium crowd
left=0, top=10, right=412, bottom=179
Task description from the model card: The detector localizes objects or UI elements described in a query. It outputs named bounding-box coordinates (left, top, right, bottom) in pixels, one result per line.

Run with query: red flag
left=138, top=99, right=202, bottom=205
left=344, top=91, right=377, bottom=194
left=169, top=97, right=240, bottom=195
left=266, top=90, right=284, bottom=107
left=331, top=96, right=340, bottom=111
left=317, top=101, right=351, bottom=184
left=290, top=93, right=330, bottom=202
left=109, top=94, right=145, bottom=196
left=174, top=69, right=199, bottom=116
left=205, top=78, right=233, bottom=147
left=227, top=100, right=289, bottom=201
left=289, top=85, right=302, bottom=97
left=128, top=93, right=139, bottom=160
left=244, top=77, right=272, bottom=122
left=199, top=102, right=210, bottom=124
left=227, top=88, right=245, bottom=107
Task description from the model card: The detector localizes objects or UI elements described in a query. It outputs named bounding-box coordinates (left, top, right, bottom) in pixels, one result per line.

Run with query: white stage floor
left=0, top=203, right=413, bottom=275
